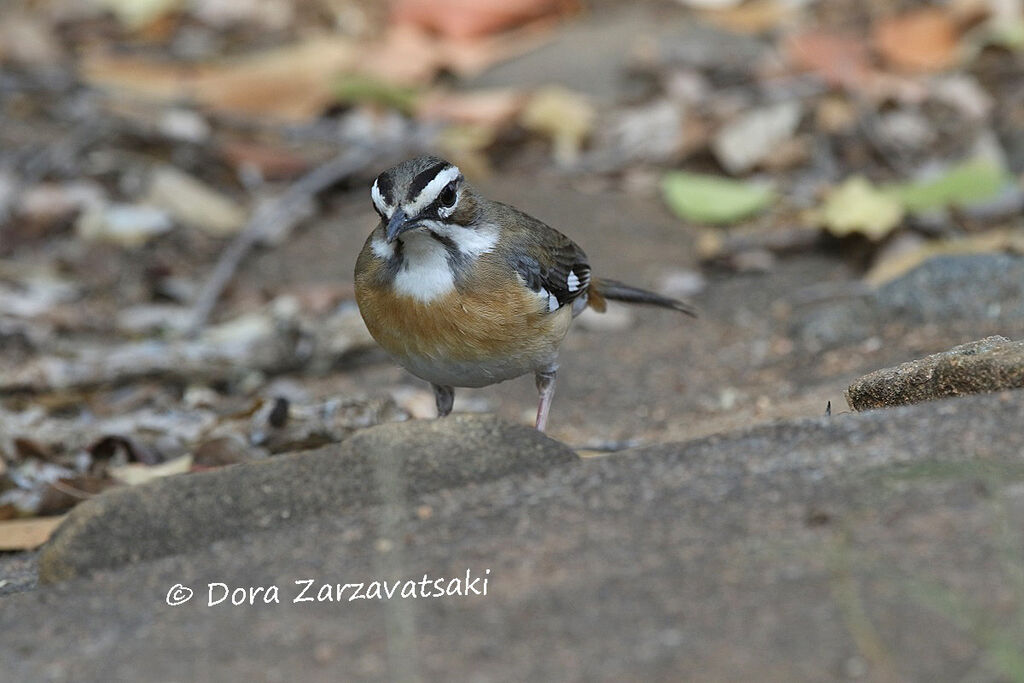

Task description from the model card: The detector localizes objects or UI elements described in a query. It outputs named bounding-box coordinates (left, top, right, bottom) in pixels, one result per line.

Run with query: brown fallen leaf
left=391, top=0, right=575, bottom=39
left=219, top=141, right=316, bottom=181
left=698, top=0, right=796, bottom=34
left=363, top=23, right=555, bottom=84
left=416, top=88, right=525, bottom=126
left=873, top=8, right=961, bottom=72
left=0, top=516, right=66, bottom=551
left=81, top=27, right=549, bottom=121
left=784, top=31, right=874, bottom=90
left=81, top=36, right=359, bottom=121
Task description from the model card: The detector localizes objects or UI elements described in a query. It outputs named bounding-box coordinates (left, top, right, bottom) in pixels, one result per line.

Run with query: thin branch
left=186, top=144, right=393, bottom=336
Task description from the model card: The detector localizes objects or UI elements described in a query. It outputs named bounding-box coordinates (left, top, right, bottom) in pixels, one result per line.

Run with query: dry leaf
left=219, top=141, right=315, bottom=181
left=109, top=454, right=194, bottom=486
left=392, top=0, right=574, bottom=39
left=865, top=228, right=1024, bottom=286
left=417, top=88, right=525, bottom=126
left=0, top=516, right=66, bottom=551
left=873, top=8, right=961, bottom=72
left=785, top=31, right=873, bottom=89
left=146, top=166, right=247, bottom=237
left=97, top=0, right=183, bottom=29
left=520, top=86, right=595, bottom=165
left=82, top=27, right=548, bottom=121
left=698, top=0, right=796, bottom=34
left=82, top=36, right=359, bottom=121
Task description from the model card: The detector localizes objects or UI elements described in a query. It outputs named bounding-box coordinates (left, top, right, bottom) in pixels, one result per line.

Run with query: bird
left=354, top=155, right=695, bottom=432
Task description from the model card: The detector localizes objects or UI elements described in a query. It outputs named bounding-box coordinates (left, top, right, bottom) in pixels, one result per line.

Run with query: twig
left=186, top=145, right=392, bottom=336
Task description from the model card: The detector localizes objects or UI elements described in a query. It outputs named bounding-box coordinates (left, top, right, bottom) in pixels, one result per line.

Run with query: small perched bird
left=354, top=156, right=695, bottom=431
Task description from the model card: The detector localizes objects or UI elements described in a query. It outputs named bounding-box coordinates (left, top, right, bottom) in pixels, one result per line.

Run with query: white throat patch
left=390, top=222, right=499, bottom=303
left=393, top=231, right=455, bottom=302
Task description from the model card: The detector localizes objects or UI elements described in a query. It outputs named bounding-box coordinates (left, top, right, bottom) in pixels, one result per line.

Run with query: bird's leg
left=534, top=364, right=558, bottom=432
left=432, top=384, right=455, bottom=418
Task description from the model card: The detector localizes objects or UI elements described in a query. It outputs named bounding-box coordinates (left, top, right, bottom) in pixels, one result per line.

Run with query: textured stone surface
left=3, top=393, right=1024, bottom=682
left=794, top=254, right=1024, bottom=350
left=846, top=336, right=1024, bottom=410
left=38, top=414, right=576, bottom=582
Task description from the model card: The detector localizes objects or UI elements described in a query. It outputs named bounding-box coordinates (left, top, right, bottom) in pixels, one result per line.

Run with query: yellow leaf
left=821, top=176, right=905, bottom=240
left=520, top=86, right=595, bottom=165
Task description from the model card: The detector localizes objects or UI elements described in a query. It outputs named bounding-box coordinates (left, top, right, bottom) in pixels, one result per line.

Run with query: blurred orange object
left=392, top=0, right=576, bottom=39
left=873, top=8, right=960, bottom=72
left=784, top=31, right=873, bottom=90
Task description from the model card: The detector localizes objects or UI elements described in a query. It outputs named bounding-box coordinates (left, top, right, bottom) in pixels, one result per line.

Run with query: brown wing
left=496, top=202, right=591, bottom=313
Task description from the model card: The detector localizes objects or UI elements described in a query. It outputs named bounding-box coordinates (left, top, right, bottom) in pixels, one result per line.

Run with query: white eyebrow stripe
left=371, top=179, right=393, bottom=217
left=403, top=165, right=462, bottom=216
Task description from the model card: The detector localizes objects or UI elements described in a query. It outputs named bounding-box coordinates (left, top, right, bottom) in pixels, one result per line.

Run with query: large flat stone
left=4, top=392, right=1024, bottom=682
left=38, top=414, right=576, bottom=582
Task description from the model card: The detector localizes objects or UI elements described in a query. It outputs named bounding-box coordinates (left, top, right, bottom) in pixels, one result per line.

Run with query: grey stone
left=846, top=336, right=1024, bottom=410
left=3, top=393, right=1024, bottom=682
left=793, top=253, right=1024, bottom=349
left=877, top=254, right=1024, bottom=323
left=38, top=414, right=576, bottom=582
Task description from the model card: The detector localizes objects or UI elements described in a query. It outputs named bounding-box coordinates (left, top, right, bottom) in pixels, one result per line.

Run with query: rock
left=17, top=181, right=106, bottom=224
left=590, top=100, right=686, bottom=168
left=711, top=101, right=802, bottom=175
left=157, top=109, right=211, bottom=143
left=4, top=393, right=1024, bottom=681
left=793, top=253, right=1024, bottom=349
left=846, top=336, right=1024, bottom=410
left=38, top=415, right=576, bottom=582
left=75, top=203, right=173, bottom=247
left=574, top=305, right=634, bottom=332
left=877, top=254, right=1024, bottom=323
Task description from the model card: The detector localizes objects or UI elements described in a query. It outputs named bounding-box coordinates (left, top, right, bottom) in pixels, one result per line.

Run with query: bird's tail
left=588, top=278, right=697, bottom=317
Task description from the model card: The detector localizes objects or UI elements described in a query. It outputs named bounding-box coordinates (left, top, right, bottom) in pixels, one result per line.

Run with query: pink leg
left=534, top=365, right=557, bottom=432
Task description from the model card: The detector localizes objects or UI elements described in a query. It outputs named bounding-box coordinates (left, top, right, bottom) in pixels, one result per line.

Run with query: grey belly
left=395, top=352, right=554, bottom=388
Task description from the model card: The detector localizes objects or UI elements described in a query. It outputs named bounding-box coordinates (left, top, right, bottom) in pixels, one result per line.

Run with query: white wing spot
left=546, top=291, right=559, bottom=312
left=566, top=271, right=580, bottom=292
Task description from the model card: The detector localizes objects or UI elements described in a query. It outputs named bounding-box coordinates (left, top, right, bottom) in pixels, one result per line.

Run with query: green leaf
left=333, top=75, right=419, bottom=115
left=661, top=172, right=775, bottom=225
left=888, top=159, right=1009, bottom=213
left=821, top=176, right=905, bottom=240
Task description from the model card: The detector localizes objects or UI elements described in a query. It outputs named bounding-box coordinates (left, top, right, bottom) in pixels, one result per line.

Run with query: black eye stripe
left=374, top=172, right=394, bottom=206
left=406, top=161, right=453, bottom=202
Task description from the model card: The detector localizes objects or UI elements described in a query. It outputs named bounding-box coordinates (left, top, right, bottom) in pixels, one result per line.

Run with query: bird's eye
left=438, top=181, right=458, bottom=209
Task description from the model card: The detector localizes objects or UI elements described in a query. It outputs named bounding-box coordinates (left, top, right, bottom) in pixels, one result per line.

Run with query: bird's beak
left=385, top=208, right=415, bottom=243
